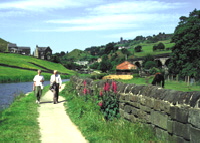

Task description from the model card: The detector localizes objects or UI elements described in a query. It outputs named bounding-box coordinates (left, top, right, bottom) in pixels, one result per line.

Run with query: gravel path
left=37, top=84, right=88, bottom=143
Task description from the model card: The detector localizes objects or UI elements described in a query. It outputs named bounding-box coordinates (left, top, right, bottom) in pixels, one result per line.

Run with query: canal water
left=0, top=79, right=69, bottom=110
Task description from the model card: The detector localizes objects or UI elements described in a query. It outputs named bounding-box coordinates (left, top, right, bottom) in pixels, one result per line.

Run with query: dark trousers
left=35, top=86, right=42, bottom=101
left=52, top=83, right=59, bottom=103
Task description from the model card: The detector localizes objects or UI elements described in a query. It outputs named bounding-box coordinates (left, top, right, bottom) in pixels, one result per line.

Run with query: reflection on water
left=0, top=79, right=69, bottom=110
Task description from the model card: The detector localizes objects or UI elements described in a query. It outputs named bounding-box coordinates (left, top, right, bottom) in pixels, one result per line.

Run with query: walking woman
left=50, top=70, right=62, bottom=104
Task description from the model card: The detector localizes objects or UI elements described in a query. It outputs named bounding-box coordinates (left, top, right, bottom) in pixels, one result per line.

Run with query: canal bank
left=0, top=79, right=69, bottom=110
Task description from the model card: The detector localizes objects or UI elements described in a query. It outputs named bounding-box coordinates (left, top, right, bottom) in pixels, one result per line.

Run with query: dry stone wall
left=70, top=76, right=200, bottom=143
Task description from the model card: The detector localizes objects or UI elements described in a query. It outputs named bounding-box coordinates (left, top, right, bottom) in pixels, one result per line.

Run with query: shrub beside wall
left=70, top=76, right=200, bottom=143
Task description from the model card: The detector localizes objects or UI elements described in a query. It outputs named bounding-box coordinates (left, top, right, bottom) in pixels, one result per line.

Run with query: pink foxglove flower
left=99, top=90, right=103, bottom=96
left=112, top=81, right=117, bottom=93
left=98, top=102, right=103, bottom=107
left=83, top=88, right=87, bottom=95
left=83, top=80, right=87, bottom=87
left=103, top=82, right=110, bottom=92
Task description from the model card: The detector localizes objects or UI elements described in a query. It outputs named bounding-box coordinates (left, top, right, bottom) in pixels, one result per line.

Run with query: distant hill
left=64, top=49, right=95, bottom=61
left=0, top=38, right=9, bottom=52
left=84, top=33, right=174, bottom=57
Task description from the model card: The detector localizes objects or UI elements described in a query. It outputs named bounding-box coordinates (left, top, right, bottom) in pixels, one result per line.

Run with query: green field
left=117, top=77, right=200, bottom=92
left=128, top=40, right=174, bottom=57
left=0, top=53, right=76, bottom=82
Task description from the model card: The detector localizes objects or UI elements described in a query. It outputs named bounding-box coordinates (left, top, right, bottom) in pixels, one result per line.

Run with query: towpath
left=37, top=84, right=88, bottom=143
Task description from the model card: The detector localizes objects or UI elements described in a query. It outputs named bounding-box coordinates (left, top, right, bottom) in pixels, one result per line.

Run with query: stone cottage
left=7, top=43, right=30, bottom=55
left=34, top=45, right=52, bottom=60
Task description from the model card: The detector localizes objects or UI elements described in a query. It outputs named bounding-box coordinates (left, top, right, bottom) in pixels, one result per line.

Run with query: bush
left=144, top=61, right=157, bottom=69
left=90, top=73, right=108, bottom=80
left=134, top=45, right=142, bottom=52
left=157, top=42, right=165, bottom=50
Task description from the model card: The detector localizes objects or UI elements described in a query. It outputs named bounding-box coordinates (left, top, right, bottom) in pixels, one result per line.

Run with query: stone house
left=74, top=61, right=89, bottom=66
left=7, top=43, right=31, bottom=55
left=116, top=61, right=137, bottom=75
left=34, top=45, right=52, bottom=60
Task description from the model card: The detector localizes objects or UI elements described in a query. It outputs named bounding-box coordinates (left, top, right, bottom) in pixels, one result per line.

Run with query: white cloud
left=44, top=12, right=180, bottom=32
left=43, top=0, right=186, bottom=32
left=86, top=1, right=187, bottom=14
left=0, top=0, right=99, bottom=11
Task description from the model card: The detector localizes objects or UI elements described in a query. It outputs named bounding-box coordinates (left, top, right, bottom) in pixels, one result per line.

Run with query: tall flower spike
left=83, top=88, right=87, bottom=95
left=99, top=90, right=103, bottom=96
left=112, top=81, right=117, bottom=93
left=103, top=82, right=110, bottom=92
left=98, top=101, right=103, bottom=107
left=83, top=80, right=87, bottom=87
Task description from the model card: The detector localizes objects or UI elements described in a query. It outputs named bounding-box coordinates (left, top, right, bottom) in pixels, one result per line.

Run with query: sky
left=0, top=0, right=199, bottom=53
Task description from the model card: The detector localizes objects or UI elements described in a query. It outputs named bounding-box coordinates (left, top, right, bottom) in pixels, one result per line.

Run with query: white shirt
left=33, top=75, right=44, bottom=86
left=50, top=74, right=62, bottom=85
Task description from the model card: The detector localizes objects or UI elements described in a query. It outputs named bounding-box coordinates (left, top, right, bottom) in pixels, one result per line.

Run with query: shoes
left=36, top=100, right=40, bottom=104
left=53, top=101, right=58, bottom=104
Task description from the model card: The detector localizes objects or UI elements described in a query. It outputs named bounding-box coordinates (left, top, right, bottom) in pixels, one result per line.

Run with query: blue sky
left=0, top=0, right=199, bottom=53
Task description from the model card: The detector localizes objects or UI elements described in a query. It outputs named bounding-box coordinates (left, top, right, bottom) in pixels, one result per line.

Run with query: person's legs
left=53, top=89, right=57, bottom=104
left=56, top=83, right=59, bottom=103
left=35, top=86, right=41, bottom=103
left=38, top=86, right=42, bottom=102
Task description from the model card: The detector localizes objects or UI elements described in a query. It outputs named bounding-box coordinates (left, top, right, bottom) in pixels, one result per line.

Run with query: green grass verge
left=0, top=86, right=50, bottom=142
left=0, top=53, right=76, bottom=83
left=0, top=66, right=70, bottom=83
left=117, top=77, right=200, bottom=92
left=60, top=82, right=159, bottom=143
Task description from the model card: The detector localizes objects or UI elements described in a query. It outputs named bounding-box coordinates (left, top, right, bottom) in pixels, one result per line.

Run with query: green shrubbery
left=61, top=81, right=158, bottom=142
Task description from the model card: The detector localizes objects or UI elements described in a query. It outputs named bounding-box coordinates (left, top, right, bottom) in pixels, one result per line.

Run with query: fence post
left=187, top=76, right=190, bottom=86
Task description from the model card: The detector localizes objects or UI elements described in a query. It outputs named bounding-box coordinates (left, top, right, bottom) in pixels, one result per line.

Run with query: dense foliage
left=168, top=9, right=200, bottom=78
left=0, top=38, right=9, bottom=52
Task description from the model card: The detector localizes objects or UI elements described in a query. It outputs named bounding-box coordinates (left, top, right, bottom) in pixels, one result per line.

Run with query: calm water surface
left=0, top=79, right=69, bottom=110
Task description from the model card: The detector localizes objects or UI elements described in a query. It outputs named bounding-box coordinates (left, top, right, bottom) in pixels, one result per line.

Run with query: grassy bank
left=0, top=86, right=50, bottom=142
left=0, top=53, right=75, bottom=83
left=117, top=77, right=200, bottom=92
left=0, top=66, right=70, bottom=83
left=61, top=82, right=159, bottom=142
left=129, top=39, right=174, bottom=57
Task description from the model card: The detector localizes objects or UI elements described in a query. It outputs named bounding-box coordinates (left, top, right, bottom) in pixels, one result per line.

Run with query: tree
left=153, top=45, right=157, bottom=51
left=142, top=54, right=154, bottom=67
left=168, top=9, right=200, bottom=78
left=157, top=42, right=165, bottom=50
left=90, top=62, right=99, bottom=69
left=121, top=48, right=131, bottom=56
left=104, top=42, right=116, bottom=54
left=60, top=51, right=65, bottom=56
left=134, top=45, right=142, bottom=52
left=99, top=55, right=112, bottom=72
left=144, top=61, right=157, bottom=69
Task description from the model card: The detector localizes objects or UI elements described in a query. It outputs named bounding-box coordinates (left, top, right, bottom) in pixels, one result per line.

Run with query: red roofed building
left=116, top=61, right=137, bottom=75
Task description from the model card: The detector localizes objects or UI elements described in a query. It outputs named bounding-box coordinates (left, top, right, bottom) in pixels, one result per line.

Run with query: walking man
left=50, top=70, right=62, bottom=104
left=33, top=70, right=44, bottom=104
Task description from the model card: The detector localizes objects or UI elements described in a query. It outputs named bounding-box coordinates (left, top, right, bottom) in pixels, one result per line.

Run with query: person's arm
left=33, top=81, right=36, bottom=91
left=33, top=76, right=36, bottom=90
left=41, top=76, right=44, bottom=82
left=59, top=75, right=62, bottom=88
left=50, top=75, right=53, bottom=85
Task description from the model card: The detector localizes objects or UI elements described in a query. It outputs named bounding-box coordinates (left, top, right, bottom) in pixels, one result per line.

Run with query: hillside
left=128, top=39, right=174, bottom=58
left=84, top=33, right=174, bottom=59
left=64, top=49, right=97, bottom=61
left=0, top=38, right=9, bottom=52
left=0, top=53, right=76, bottom=82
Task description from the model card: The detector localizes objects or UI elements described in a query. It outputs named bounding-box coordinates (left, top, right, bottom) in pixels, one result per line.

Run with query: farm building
left=34, top=45, right=52, bottom=60
left=116, top=61, right=137, bottom=75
